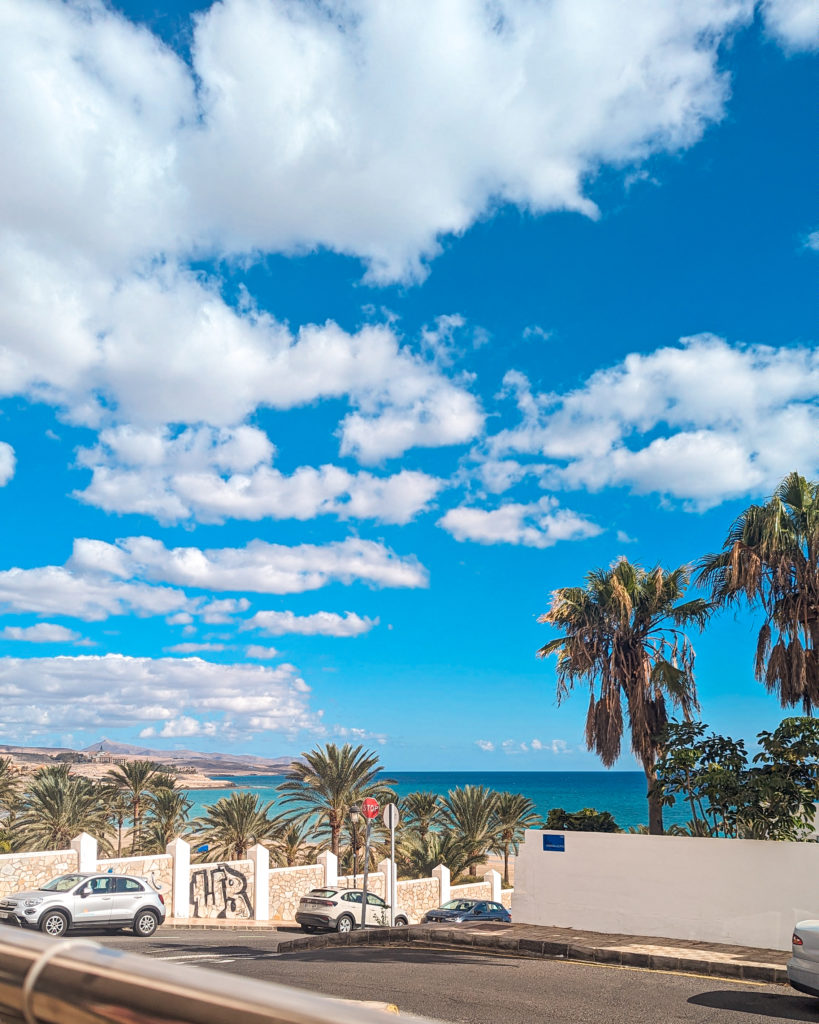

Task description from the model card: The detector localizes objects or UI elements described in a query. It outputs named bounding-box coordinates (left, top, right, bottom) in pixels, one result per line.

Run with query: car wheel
left=133, top=910, right=158, bottom=937
left=394, top=916, right=408, bottom=927
left=39, top=910, right=69, bottom=937
left=336, top=914, right=354, bottom=934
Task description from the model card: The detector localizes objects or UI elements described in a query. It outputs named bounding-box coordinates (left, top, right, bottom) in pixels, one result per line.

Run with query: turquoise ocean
left=183, top=771, right=692, bottom=831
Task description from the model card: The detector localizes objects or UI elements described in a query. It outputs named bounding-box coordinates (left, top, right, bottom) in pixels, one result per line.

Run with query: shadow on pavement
left=283, top=946, right=518, bottom=968
left=688, top=990, right=819, bottom=1021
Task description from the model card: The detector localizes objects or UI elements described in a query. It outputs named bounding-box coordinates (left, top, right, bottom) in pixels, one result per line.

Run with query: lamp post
left=349, top=804, right=361, bottom=887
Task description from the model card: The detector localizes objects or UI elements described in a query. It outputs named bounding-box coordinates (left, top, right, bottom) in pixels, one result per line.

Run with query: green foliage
left=538, top=558, right=708, bottom=834
left=106, top=760, right=165, bottom=855
left=15, top=765, right=111, bottom=852
left=440, top=785, right=499, bottom=876
left=188, top=791, right=278, bottom=861
left=655, top=716, right=819, bottom=840
left=143, top=786, right=192, bottom=852
left=400, top=791, right=442, bottom=840
left=544, top=807, right=620, bottom=832
left=491, top=791, right=541, bottom=885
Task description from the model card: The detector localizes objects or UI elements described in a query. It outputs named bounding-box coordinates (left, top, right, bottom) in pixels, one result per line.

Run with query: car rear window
left=306, top=889, right=338, bottom=899
left=114, top=877, right=145, bottom=893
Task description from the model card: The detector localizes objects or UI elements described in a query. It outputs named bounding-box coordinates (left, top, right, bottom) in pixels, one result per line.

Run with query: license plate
left=0, top=911, right=10, bottom=920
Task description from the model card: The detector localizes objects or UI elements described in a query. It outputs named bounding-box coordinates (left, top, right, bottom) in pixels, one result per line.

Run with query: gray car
left=422, top=899, right=511, bottom=924
left=0, top=872, right=166, bottom=937
left=789, top=920, right=819, bottom=997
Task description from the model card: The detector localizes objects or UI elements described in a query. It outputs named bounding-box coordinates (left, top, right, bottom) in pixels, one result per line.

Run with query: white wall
left=512, top=829, right=819, bottom=951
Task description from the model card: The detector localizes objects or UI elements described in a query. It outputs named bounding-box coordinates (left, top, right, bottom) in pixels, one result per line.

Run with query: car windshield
left=306, top=889, right=338, bottom=899
left=440, top=900, right=477, bottom=912
left=40, top=874, right=85, bottom=892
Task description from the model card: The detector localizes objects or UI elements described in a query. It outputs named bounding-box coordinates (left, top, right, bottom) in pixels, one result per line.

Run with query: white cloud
left=616, top=530, right=638, bottom=544
left=0, top=654, right=319, bottom=740
left=165, top=643, right=226, bottom=654
left=0, top=623, right=90, bottom=645
left=488, top=336, right=819, bottom=508
left=439, top=496, right=601, bottom=548
left=502, top=739, right=529, bottom=755
left=333, top=725, right=387, bottom=745
left=142, top=716, right=220, bottom=739
left=242, top=610, right=378, bottom=638
left=805, top=231, right=819, bottom=252
left=0, top=443, right=14, bottom=486
left=761, top=0, right=819, bottom=50
left=70, top=536, right=429, bottom=594
left=76, top=425, right=444, bottom=523
left=475, top=740, right=495, bottom=752
left=196, top=598, right=250, bottom=625
left=245, top=645, right=279, bottom=660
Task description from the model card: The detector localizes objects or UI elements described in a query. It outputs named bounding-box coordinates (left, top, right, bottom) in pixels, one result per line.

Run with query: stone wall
left=97, top=854, right=173, bottom=896
left=189, top=859, right=254, bottom=919
left=396, top=877, right=441, bottom=923
left=0, top=849, right=78, bottom=897
left=500, top=889, right=513, bottom=909
left=450, top=881, right=491, bottom=901
left=336, top=871, right=386, bottom=897
left=269, top=864, right=324, bottom=921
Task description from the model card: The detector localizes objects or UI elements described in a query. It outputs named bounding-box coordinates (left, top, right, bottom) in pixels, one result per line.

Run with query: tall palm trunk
left=503, top=845, right=511, bottom=887
left=645, top=764, right=663, bottom=835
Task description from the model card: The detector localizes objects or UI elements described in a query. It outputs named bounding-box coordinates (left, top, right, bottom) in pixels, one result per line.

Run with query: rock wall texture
left=189, top=859, right=254, bottom=918
left=337, top=872, right=386, bottom=897
left=450, top=882, right=491, bottom=901
left=0, top=850, right=78, bottom=897
left=396, top=877, right=441, bottom=922
left=269, top=864, right=325, bottom=921
left=501, top=889, right=513, bottom=909
left=97, top=855, right=173, bottom=896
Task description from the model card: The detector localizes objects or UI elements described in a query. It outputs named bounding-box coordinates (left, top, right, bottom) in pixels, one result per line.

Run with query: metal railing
left=0, top=926, right=432, bottom=1024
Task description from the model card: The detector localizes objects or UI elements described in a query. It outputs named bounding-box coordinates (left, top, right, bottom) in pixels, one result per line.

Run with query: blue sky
left=0, top=0, right=816, bottom=769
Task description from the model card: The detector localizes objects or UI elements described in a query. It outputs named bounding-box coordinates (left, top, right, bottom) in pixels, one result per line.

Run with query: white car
left=296, top=888, right=409, bottom=933
left=788, top=921, right=819, bottom=997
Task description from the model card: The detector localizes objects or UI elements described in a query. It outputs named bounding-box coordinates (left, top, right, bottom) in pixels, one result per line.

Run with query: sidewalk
left=275, top=921, right=791, bottom=984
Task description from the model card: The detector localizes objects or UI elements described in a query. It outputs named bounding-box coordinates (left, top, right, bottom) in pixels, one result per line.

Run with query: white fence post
left=166, top=837, right=190, bottom=919
left=317, top=850, right=338, bottom=888
left=70, top=832, right=97, bottom=872
left=484, top=869, right=501, bottom=903
left=248, top=843, right=270, bottom=921
left=377, top=858, right=393, bottom=910
left=432, top=863, right=450, bottom=906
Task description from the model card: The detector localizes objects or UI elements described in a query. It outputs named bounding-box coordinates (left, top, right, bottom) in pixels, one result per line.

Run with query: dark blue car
left=422, top=899, right=511, bottom=924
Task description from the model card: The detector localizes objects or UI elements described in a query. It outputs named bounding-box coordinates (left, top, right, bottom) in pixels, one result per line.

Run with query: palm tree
left=16, top=765, right=110, bottom=851
left=0, top=757, right=18, bottom=811
left=101, top=783, right=131, bottom=858
left=106, top=760, right=163, bottom=855
left=276, top=744, right=395, bottom=858
left=398, top=829, right=471, bottom=879
left=189, top=792, right=277, bottom=861
left=144, top=787, right=192, bottom=852
left=440, top=785, right=499, bottom=876
left=269, top=817, right=316, bottom=867
left=491, top=792, right=541, bottom=886
left=401, top=791, right=441, bottom=840
left=697, top=471, right=819, bottom=713
left=538, top=559, right=709, bottom=834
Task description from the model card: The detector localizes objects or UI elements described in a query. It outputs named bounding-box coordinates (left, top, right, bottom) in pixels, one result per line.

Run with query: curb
left=276, top=926, right=788, bottom=985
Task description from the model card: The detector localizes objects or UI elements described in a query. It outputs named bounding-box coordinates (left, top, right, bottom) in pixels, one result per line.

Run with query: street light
left=349, top=805, right=361, bottom=886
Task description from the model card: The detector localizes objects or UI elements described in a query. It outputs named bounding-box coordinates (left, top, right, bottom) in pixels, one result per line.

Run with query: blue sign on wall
left=542, top=833, right=566, bottom=853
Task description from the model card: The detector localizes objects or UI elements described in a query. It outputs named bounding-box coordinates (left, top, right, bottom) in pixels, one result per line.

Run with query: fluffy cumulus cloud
left=76, top=425, right=444, bottom=524
left=0, top=654, right=319, bottom=739
left=439, top=497, right=601, bottom=548
left=242, top=610, right=378, bottom=638
left=487, top=336, right=819, bottom=508
left=70, top=536, right=428, bottom=594
left=0, top=443, right=14, bottom=487
left=475, top=740, right=495, bottom=752
left=0, top=623, right=90, bottom=645
left=2, top=0, right=807, bottom=475
left=761, top=0, right=819, bottom=49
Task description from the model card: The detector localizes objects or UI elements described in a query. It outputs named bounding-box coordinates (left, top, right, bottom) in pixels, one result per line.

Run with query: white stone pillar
left=71, top=832, right=97, bottom=872
left=317, top=850, right=338, bottom=888
left=166, top=837, right=191, bottom=919
left=483, top=868, right=501, bottom=903
left=432, top=863, right=450, bottom=906
left=248, top=843, right=269, bottom=921
left=377, top=857, right=393, bottom=908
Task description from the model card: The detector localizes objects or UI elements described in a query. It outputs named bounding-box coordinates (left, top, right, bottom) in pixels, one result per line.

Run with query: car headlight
left=24, top=898, right=43, bottom=907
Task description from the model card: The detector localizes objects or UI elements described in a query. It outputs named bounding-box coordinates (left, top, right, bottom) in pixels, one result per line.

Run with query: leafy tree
left=106, top=760, right=164, bottom=855
left=440, top=785, right=499, bottom=876
left=270, top=817, right=317, bottom=867
left=277, top=744, right=395, bottom=857
left=538, top=559, right=709, bottom=834
left=655, top=716, right=819, bottom=840
left=401, top=791, right=442, bottom=840
left=0, top=757, right=18, bottom=811
left=100, top=783, right=131, bottom=857
left=189, top=791, right=278, bottom=861
left=144, top=787, right=192, bottom=852
left=398, top=828, right=472, bottom=879
left=491, top=792, right=541, bottom=885
left=544, top=807, right=620, bottom=832
left=16, top=765, right=110, bottom=851
left=697, top=471, right=819, bottom=713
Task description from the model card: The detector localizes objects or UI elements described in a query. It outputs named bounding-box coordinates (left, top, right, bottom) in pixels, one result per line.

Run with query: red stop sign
left=361, top=797, right=380, bottom=819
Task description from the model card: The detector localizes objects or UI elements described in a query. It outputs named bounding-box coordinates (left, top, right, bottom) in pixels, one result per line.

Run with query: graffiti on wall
left=190, top=863, right=252, bottom=918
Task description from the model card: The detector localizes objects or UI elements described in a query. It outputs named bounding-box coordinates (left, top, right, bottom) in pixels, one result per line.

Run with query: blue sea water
left=183, top=771, right=691, bottom=831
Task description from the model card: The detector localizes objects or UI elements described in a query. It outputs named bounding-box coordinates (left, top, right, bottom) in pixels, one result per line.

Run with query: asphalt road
left=96, top=930, right=818, bottom=1024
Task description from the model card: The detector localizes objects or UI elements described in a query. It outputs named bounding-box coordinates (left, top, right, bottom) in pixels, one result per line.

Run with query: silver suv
left=0, top=872, right=166, bottom=937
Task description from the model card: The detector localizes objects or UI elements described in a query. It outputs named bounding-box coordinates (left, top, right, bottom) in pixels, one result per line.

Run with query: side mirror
left=473, top=908, right=483, bottom=915
left=78, top=887, right=90, bottom=898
